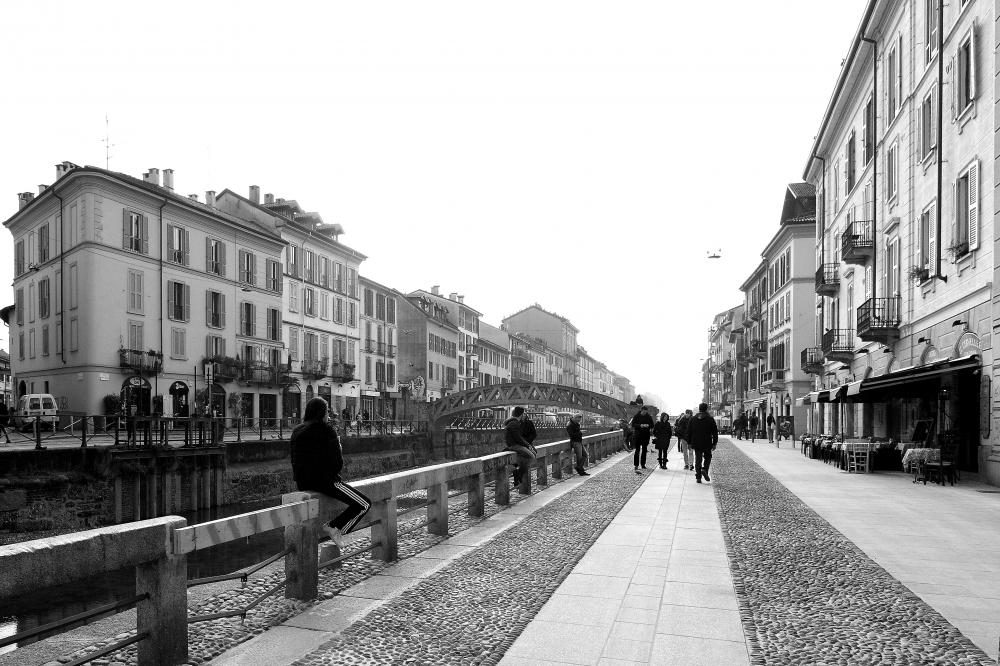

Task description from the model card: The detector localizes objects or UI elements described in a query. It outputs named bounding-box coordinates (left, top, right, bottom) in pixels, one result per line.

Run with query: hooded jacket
left=290, top=420, right=344, bottom=492
left=504, top=417, right=530, bottom=449
left=686, top=411, right=719, bottom=450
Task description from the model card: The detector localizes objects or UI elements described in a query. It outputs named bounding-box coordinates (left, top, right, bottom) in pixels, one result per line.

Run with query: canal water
left=0, top=498, right=283, bottom=654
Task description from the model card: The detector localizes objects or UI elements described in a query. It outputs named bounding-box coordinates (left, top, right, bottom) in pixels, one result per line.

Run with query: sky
left=0, top=0, right=868, bottom=415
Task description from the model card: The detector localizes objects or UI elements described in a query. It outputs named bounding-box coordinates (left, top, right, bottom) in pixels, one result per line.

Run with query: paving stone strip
left=712, top=441, right=995, bottom=666
left=288, top=456, right=649, bottom=666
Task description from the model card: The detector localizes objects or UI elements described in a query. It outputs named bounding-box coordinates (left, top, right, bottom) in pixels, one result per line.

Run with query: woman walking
left=653, top=413, right=673, bottom=469
left=630, top=406, right=655, bottom=473
left=290, top=397, right=371, bottom=548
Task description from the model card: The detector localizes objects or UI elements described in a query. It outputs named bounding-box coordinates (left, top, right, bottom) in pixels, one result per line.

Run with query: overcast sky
left=0, top=0, right=867, bottom=414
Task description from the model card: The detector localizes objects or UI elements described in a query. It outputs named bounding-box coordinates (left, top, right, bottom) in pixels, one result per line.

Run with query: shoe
left=578, top=471, right=590, bottom=476
left=696, top=477, right=702, bottom=483
left=635, top=466, right=640, bottom=473
left=703, top=471, right=710, bottom=482
left=641, top=465, right=647, bottom=469
left=323, top=524, right=344, bottom=548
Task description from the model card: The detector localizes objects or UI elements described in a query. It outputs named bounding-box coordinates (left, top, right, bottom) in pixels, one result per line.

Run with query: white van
left=11, top=394, right=59, bottom=431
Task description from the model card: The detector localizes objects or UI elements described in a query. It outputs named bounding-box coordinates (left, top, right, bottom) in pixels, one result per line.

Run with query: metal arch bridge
left=428, top=382, right=636, bottom=428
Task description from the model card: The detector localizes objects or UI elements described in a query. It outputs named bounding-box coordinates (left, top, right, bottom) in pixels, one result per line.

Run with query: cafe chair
left=922, top=435, right=960, bottom=486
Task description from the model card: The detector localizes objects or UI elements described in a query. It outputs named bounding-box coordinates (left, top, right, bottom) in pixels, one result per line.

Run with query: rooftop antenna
left=102, top=115, right=114, bottom=169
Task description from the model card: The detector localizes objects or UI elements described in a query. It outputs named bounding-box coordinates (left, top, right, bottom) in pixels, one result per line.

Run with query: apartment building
left=0, top=349, right=11, bottom=407
left=595, top=363, right=614, bottom=396
left=705, top=307, right=739, bottom=429
left=502, top=304, right=579, bottom=385
left=738, top=263, right=768, bottom=424
left=510, top=333, right=534, bottom=383
left=213, top=188, right=366, bottom=420
left=476, top=321, right=511, bottom=386
left=575, top=346, right=596, bottom=392
left=5, top=163, right=286, bottom=418
left=359, top=277, right=400, bottom=418
left=612, top=372, right=634, bottom=404
left=396, top=292, right=459, bottom=401
left=803, top=0, right=995, bottom=483
left=407, top=287, right=480, bottom=391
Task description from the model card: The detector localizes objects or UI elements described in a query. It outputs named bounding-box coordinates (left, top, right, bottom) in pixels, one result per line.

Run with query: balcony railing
left=750, top=340, right=767, bottom=359
left=512, top=370, right=533, bottom=382
left=800, top=347, right=824, bottom=374
left=761, top=369, right=786, bottom=386
left=857, top=296, right=901, bottom=344
left=364, top=339, right=376, bottom=354
left=240, top=361, right=294, bottom=386
left=512, top=349, right=533, bottom=362
left=748, top=303, right=761, bottom=321
left=330, top=362, right=356, bottom=382
left=841, top=220, right=874, bottom=265
left=118, top=349, right=163, bottom=374
left=302, top=358, right=329, bottom=380
left=821, top=329, right=855, bottom=360
left=815, top=263, right=840, bottom=295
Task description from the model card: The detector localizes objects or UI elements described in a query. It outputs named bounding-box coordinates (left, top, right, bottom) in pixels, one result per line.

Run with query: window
left=123, top=210, right=147, bottom=254
left=320, top=256, right=329, bottom=288
left=170, top=328, right=186, bottom=359
left=15, top=240, right=24, bottom=276
left=207, top=290, right=226, bottom=328
left=41, top=325, right=49, bottom=356
left=38, top=278, right=50, bottom=319
left=387, top=298, right=396, bottom=324
left=287, top=246, right=300, bottom=278
left=29, top=329, right=35, bottom=358
left=70, top=317, right=78, bottom=351
left=334, top=262, right=343, bottom=292
left=365, top=357, right=372, bottom=383
left=55, top=321, right=62, bottom=354
left=364, top=289, right=374, bottom=317
left=429, top=332, right=434, bottom=351
left=862, top=94, right=875, bottom=165
left=167, top=280, right=190, bottom=321
left=128, top=320, right=144, bottom=351
left=348, top=268, right=356, bottom=297
left=920, top=87, right=936, bottom=159
left=957, top=28, right=977, bottom=115
left=288, top=327, right=299, bottom=361
left=303, top=332, right=319, bottom=361
left=925, top=0, right=939, bottom=66
left=206, top=238, right=226, bottom=276
left=55, top=269, right=61, bottom=313
left=845, top=131, right=856, bottom=193
left=15, top=289, right=23, bottom=326
left=127, top=270, right=144, bottom=315
left=206, top=334, right=226, bottom=357
left=266, top=259, right=282, bottom=292
left=69, top=204, right=78, bottom=247
left=239, top=250, right=257, bottom=286
left=886, top=237, right=901, bottom=297
left=919, top=201, right=937, bottom=275
left=348, top=301, right=356, bottom=327
left=305, top=250, right=315, bottom=283
left=266, top=308, right=281, bottom=342
left=955, top=160, right=980, bottom=253
left=334, top=297, right=343, bottom=324
left=388, top=363, right=395, bottom=385
left=886, top=141, right=898, bottom=202
left=348, top=340, right=355, bottom=366
left=18, top=332, right=24, bottom=360
left=304, top=287, right=317, bottom=317
left=38, top=223, right=49, bottom=264
left=320, top=292, right=330, bottom=320
left=376, top=293, right=386, bottom=320
left=288, top=281, right=299, bottom=312
left=887, top=39, right=901, bottom=120
left=832, top=165, right=840, bottom=212
left=240, top=302, right=256, bottom=337
left=166, top=224, right=189, bottom=265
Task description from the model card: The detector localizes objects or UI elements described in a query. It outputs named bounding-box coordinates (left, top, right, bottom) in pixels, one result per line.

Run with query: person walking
left=620, top=418, right=634, bottom=452
left=290, top=397, right=371, bottom=548
left=0, top=401, right=10, bottom=444
left=630, top=406, right=655, bottom=473
left=687, top=402, right=719, bottom=483
left=766, top=411, right=776, bottom=443
left=735, top=412, right=745, bottom=440
left=566, top=413, right=589, bottom=476
left=504, top=407, right=537, bottom=487
left=653, top=412, right=673, bottom=469
left=676, top=409, right=694, bottom=470
left=748, top=413, right=759, bottom=442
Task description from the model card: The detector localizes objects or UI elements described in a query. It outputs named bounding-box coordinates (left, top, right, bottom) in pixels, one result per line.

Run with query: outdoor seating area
left=798, top=434, right=905, bottom=474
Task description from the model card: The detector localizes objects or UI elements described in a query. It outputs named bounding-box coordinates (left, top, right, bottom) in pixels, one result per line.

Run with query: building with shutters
left=802, top=0, right=995, bottom=484
left=4, top=163, right=286, bottom=419
left=502, top=304, right=579, bottom=386
left=213, top=188, right=366, bottom=421
left=395, top=291, right=459, bottom=402
left=406, top=287, right=480, bottom=391
left=358, top=276, right=399, bottom=418
left=0, top=349, right=11, bottom=408
left=476, top=321, right=511, bottom=386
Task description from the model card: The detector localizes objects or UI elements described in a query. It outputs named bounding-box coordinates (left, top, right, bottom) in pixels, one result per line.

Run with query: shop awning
left=795, top=395, right=811, bottom=407
left=809, top=390, right=833, bottom=403
left=846, top=380, right=864, bottom=396
left=847, top=354, right=980, bottom=401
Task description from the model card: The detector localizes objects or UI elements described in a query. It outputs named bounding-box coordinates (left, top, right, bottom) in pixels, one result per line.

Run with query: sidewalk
left=498, top=460, right=749, bottom=666
left=736, top=438, right=1000, bottom=660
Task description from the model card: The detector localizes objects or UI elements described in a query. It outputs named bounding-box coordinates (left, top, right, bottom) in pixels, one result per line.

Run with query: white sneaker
left=324, top=524, right=344, bottom=548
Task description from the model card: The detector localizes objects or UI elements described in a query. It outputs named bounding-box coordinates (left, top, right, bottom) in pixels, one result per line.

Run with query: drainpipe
left=158, top=198, right=167, bottom=403
left=934, top=0, right=946, bottom=282
left=52, top=184, right=65, bottom=365
left=812, top=153, right=827, bottom=395
left=861, top=36, right=878, bottom=303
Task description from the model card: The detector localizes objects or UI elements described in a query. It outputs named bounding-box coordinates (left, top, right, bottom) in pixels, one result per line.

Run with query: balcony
left=242, top=361, right=294, bottom=387
left=841, top=220, right=874, bottom=265
left=748, top=303, right=761, bottom=321
left=364, top=339, right=376, bottom=354
left=302, top=358, right=329, bottom=380
left=465, top=343, right=479, bottom=356
left=761, top=368, right=786, bottom=390
left=119, top=349, right=163, bottom=374
left=821, top=329, right=855, bottom=364
left=800, top=347, right=824, bottom=374
left=385, top=344, right=397, bottom=358
left=720, top=391, right=733, bottom=405
left=512, top=348, right=533, bottom=363
left=512, top=369, right=533, bottom=382
left=330, top=362, right=356, bottom=383
left=815, top=263, right=840, bottom=296
left=750, top=340, right=767, bottom=359
left=857, top=296, right=901, bottom=345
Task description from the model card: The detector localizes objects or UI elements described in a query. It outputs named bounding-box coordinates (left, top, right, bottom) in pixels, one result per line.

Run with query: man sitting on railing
left=504, top=407, right=536, bottom=486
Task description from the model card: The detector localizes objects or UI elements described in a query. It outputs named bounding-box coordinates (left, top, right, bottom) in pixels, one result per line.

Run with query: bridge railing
left=0, top=430, right=624, bottom=666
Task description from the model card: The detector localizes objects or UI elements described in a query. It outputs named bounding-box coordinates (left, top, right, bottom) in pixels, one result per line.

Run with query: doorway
left=169, top=381, right=190, bottom=417
left=259, top=394, right=277, bottom=428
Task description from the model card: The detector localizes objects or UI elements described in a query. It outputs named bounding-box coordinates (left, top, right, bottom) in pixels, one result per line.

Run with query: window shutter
left=266, top=309, right=273, bottom=341
left=167, top=224, right=175, bottom=258
left=167, top=280, right=174, bottom=319
left=969, top=25, right=977, bottom=99
left=206, top=335, right=213, bottom=358
left=951, top=56, right=957, bottom=121
left=141, top=215, right=149, bottom=254
left=220, top=242, right=227, bottom=277
left=251, top=254, right=257, bottom=286
left=206, top=290, right=212, bottom=326
left=122, top=210, right=129, bottom=249
left=184, top=284, right=191, bottom=321
left=206, top=237, right=213, bottom=272
left=916, top=212, right=924, bottom=268
left=928, top=201, right=938, bottom=277
left=221, top=294, right=226, bottom=328
left=277, top=263, right=284, bottom=293
left=968, top=160, right=979, bottom=250
left=183, top=229, right=190, bottom=266
left=238, top=250, right=246, bottom=282
left=239, top=300, right=244, bottom=334
left=252, top=304, right=258, bottom=337
left=864, top=264, right=873, bottom=300
left=931, top=87, right=937, bottom=149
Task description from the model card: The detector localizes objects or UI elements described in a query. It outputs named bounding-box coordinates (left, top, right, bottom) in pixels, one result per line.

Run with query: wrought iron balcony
left=821, top=329, right=855, bottom=363
left=302, top=358, right=329, bottom=380
left=330, top=362, right=356, bottom=382
left=801, top=347, right=824, bottom=374
left=364, top=339, right=376, bottom=354
left=118, top=348, right=163, bottom=374
left=241, top=361, right=294, bottom=386
left=512, top=369, right=533, bottom=382
left=761, top=368, right=786, bottom=389
left=512, top=348, right=533, bottom=362
left=815, top=263, right=841, bottom=295
left=748, top=303, right=762, bottom=321
left=857, top=296, right=901, bottom=344
left=841, top=220, right=874, bottom=265
left=750, top=340, right=767, bottom=359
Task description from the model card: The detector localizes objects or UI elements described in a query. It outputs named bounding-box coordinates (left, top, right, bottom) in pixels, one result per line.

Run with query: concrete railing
left=0, top=430, right=624, bottom=666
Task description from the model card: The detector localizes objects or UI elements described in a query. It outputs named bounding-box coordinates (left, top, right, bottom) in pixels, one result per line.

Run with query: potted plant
left=906, top=265, right=929, bottom=284
left=945, top=240, right=970, bottom=260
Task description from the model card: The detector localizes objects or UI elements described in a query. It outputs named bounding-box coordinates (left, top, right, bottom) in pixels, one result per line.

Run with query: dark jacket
left=675, top=414, right=691, bottom=441
left=566, top=419, right=583, bottom=442
left=686, top=412, right=719, bottom=450
left=504, top=417, right=530, bottom=449
left=290, top=420, right=344, bottom=493
left=749, top=415, right=759, bottom=428
left=766, top=414, right=775, bottom=427
left=0, top=403, right=8, bottom=427
left=630, top=412, right=655, bottom=443
left=522, top=418, right=537, bottom=445
left=652, top=420, right=672, bottom=449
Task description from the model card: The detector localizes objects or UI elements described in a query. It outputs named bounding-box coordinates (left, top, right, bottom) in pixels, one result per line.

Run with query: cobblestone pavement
left=712, top=441, right=995, bottom=666
left=288, top=456, right=649, bottom=666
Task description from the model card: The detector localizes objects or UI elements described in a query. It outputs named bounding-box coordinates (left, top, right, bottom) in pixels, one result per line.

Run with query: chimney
left=276, top=197, right=285, bottom=203
left=449, top=292, right=457, bottom=301
left=163, top=169, right=174, bottom=191
left=205, top=190, right=216, bottom=207
left=431, top=285, right=440, bottom=296
left=18, top=192, right=34, bottom=210
left=264, top=193, right=274, bottom=205
left=249, top=185, right=260, bottom=204
left=38, top=184, right=47, bottom=194
left=55, top=163, right=66, bottom=180
left=188, top=194, right=199, bottom=201
left=143, top=168, right=161, bottom=186
left=457, top=295, right=465, bottom=304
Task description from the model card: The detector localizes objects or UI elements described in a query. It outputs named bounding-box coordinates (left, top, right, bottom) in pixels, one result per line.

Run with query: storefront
left=168, top=381, right=190, bottom=417
left=283, top=386, right=301, bottom=421
left=121, top=376, right=151, bottom=415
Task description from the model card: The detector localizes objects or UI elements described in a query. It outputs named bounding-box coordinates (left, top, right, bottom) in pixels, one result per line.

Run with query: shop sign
left=170, top=381, right=188, bottom=392
left=956, top=332, right=982, bottom=357
left=922, top=346, right=941, bottom=365
left=99, top=373, right=110, bottom=381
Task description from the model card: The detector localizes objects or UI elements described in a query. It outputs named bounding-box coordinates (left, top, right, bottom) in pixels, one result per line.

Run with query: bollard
left=467, top=472, right=485, bottom=518
left=426, top=477, right=449, bottom=536
left=494, top=464, right=511, bottom=505
left=136, top=518, right=188, bottom=666
left=284, top=522, right=319, bottom=600
left=371, top=496, right=399, bottom=561
left=536, top=454, right=549, bottom=486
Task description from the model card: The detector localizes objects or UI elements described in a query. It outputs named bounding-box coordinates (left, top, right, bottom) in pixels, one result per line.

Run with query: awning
left=849, top=354, right=980, bottom=401
left=829, top=386, right=847, bottom=401
left=809, top=390, right=832, bottom=403
left=795, top=395, right=811, bottom=407
left=846, top=380, right=863, bottom=396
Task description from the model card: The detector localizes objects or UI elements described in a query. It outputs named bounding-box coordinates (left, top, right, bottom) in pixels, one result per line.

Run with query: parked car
left=11, top=394, right=59, bottom=431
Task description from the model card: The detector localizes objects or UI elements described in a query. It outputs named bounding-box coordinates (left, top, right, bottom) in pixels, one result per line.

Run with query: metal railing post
left=237, top=417, right=242, bottom=443
left=80, top=415, right=88, bottom=448
left=34, top=418, right=43, bottom=450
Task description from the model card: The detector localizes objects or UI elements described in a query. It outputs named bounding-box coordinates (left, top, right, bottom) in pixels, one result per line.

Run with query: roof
left=359, top=274, right=399, bottom=294
left=402, top=294, right=460, bottom=332
left=786, top=182, right=815, bottom=199
left=502, top=303, right=579, bottom=333
left=478, top=321, right=511, bottom=351
left=409, top=290, right=483, bottom=317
